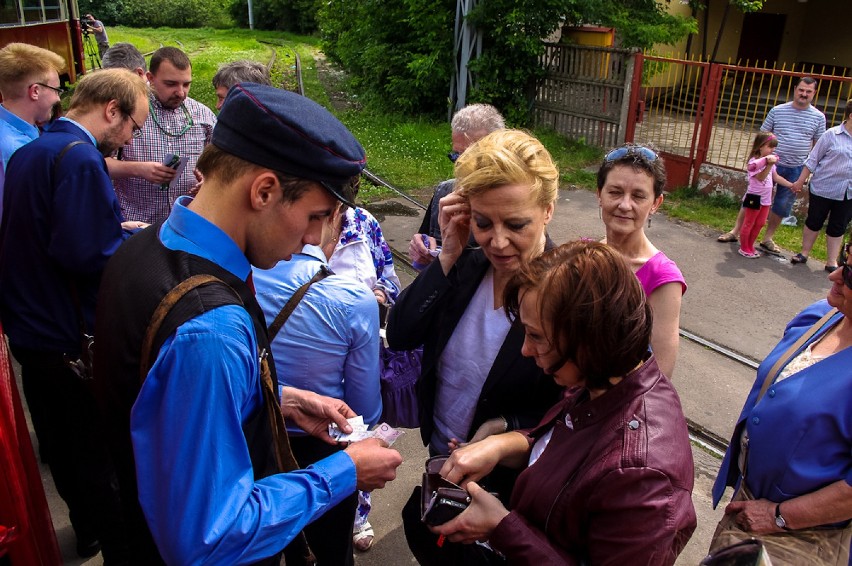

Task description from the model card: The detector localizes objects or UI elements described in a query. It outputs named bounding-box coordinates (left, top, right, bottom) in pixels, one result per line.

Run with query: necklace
left=148, top=100, right=193, bottom=137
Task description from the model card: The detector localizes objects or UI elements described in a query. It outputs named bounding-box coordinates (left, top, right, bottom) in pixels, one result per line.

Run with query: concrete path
left=30, top=187, right=831, bottom=564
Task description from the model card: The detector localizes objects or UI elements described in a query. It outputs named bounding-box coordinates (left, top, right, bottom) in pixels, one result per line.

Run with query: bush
left=318, top=0, right=454, bottom=116
left=81, top=0, right=233, bottom=28
left=231, top=0, right=321, bottom=33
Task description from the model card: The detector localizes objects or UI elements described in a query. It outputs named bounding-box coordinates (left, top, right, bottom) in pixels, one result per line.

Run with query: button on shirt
left=113, top=96, right=215, bottom=224
left=132, top=196, right=356, bottom=564
left=805, top=122, right=852, bottom=201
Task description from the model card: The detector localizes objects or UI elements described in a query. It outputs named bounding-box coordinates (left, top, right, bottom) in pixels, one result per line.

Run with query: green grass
left=663, top=186, right=827, bottom=261
left=109, top=27, right=321, bottom=111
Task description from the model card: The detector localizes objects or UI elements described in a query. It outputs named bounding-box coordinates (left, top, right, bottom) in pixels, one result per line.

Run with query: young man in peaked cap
left=94, top=84, right=402, bottom=565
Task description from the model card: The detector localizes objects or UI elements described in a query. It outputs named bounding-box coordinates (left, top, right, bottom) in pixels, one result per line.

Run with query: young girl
left=739, top=132, right=794, bottom=258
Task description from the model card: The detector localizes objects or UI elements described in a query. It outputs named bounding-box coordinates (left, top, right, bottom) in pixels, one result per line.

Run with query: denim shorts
left=770, top=164, right=804, bottom=218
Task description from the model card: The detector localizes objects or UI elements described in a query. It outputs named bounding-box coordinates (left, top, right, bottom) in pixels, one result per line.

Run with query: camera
left=80, top=19, right=91, bottom=32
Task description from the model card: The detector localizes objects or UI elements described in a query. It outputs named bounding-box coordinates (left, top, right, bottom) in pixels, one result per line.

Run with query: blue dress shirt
left=805, top=123, right=852, bottom=201
left=253, top=245, right=382, bottom=434
left=0, top=104, right=40, bottom=227
left=131, top=196, right=357, bottom=565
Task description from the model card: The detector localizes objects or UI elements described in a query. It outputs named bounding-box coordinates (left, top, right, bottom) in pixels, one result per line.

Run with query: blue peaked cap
left=213, top=83, right=364, bottom=206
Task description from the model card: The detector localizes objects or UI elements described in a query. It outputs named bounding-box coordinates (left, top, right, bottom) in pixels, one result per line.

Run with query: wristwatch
left=774, top=503, right=791, bottom=531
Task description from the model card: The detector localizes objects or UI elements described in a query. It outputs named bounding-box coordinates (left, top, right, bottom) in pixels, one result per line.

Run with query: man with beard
left=110, top=46, right=216, bottom=223
left=0, top=68, right=148, bottom=562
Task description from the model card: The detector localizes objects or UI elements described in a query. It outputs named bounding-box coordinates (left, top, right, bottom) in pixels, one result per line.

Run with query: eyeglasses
left=604, top=145, right=658, bottom=163
left=125, top=113, right=144, bottom=138
left=32, top=82, right=66, bottom=96
left=838, top=243, right=852, bottom=289
left=447, top=151, right=461, bottom=163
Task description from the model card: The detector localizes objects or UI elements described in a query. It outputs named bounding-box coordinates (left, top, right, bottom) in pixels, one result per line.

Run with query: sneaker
left=759, top=240, right=782, bottom=254
left=738, top=249, right=761, bottom=259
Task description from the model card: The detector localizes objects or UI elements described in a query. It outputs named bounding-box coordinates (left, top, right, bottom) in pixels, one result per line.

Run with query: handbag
left=742, top=193, right=761, bottom=210
left=379, top=343, right=422, bottom=428
left=708, top=486, right=851, bottom=566
left=709, top=308, right=848, bottom=566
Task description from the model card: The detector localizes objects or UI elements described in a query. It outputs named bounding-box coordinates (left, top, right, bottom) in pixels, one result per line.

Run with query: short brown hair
left=68, top=68, right=148, bottom=117
left=504, top=241, right=653, bottom=389
left=0, top=43, right=66, bottom=98
left=196, top=144, right=318, bottom=204
left=150, top=47, right=191, bottom=74
left=597, top=144, right=667, bottom=198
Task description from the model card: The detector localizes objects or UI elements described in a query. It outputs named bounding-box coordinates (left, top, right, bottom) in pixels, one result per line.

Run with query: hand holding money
left=329, top=416, right=405, bottom=447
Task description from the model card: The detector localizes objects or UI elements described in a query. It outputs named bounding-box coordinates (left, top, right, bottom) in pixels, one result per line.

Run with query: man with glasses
left=717, top=77, right=826, bottom=254
left=110, top=46, right=216, bottom=224
left=0, top=69, right=149, bottom=562
left=409, top=103, right=505, bottom=269
left=0, top=43, right=66, bottom=218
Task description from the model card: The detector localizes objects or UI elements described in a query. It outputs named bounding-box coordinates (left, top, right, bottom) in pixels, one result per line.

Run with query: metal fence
left=535, top=45, right=852, bottom=189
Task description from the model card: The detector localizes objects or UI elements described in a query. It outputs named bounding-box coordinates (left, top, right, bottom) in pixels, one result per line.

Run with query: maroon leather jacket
left=490, top=355, right=696, bottom=565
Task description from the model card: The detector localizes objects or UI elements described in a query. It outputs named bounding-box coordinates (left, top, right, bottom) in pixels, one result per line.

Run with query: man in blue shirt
left=94, top=83, right=402, bottom=565
left=0, top=42, right=66, bottom=220
left=0, top=68, right=150, bottom=562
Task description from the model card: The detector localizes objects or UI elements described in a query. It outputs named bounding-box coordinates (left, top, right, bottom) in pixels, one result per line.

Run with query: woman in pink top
left=597, top=144, right=686, bottom=378
left=739, top=133, right=794, bottom=258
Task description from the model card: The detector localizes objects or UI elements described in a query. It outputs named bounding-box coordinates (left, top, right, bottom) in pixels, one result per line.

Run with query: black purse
left=742, top=193, right=761, bottom=210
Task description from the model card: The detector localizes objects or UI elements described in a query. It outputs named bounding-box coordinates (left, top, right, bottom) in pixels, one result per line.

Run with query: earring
left=598, top=206, right=602, bottom=220
left=648, top=215, right=652, bottom=228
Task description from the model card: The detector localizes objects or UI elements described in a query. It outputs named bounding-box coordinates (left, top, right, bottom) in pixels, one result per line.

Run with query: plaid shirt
left=113, top=95, right=215, bottom=223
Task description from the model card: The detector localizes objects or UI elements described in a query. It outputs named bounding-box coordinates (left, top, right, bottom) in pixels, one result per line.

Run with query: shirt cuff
left=312, top=450, right=358, bottom=506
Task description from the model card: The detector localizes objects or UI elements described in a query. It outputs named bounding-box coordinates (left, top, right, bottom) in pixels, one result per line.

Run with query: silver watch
left=774, top=503, right=790, bottom=530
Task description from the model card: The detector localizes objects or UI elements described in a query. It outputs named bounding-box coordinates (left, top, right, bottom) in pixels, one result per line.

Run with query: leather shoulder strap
left=756, top=307, right=838, bottom=403
left=266, top=265, right=331, bottom=341
left=139, top=274, right=242, bottom=382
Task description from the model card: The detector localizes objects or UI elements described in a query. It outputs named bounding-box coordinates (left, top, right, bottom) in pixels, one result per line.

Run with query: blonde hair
left=0, top=43, right=66, bottom=98
left=68, top=69, right=149, bottom=116
left=454, top=129, right=558, bottom=209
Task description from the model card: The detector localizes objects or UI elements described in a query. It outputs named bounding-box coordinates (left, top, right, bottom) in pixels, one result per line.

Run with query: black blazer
left=387, top=242, right=561, bottom=447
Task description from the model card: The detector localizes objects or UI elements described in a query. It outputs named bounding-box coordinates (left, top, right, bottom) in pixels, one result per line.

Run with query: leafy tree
left=231, top=0, right=321, bottom=33
left=318, top=0, right=697, bottom=121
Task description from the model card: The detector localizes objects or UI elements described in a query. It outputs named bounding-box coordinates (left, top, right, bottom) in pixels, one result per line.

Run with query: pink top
left=635, top=251, right=687, bottom=298
left=746, top=156, right=776, bottom=206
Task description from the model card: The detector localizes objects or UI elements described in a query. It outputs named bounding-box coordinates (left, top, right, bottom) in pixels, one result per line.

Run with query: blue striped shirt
left=805, top=123, right=852, bottom=201
left=761, top=102, right=826, bottom=167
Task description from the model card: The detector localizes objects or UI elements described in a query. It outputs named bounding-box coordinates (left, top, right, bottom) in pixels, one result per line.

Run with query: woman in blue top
left=711, top=244, right=852, bottom=564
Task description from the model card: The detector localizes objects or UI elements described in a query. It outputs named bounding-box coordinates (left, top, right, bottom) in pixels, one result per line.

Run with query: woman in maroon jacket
left=432, top=241, right=696, bottom=565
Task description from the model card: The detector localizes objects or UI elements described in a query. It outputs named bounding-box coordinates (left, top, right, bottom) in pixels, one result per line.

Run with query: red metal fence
left=535, top=46, right=852, bottom=191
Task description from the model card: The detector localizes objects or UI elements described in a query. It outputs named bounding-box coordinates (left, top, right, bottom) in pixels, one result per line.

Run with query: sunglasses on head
left=604, top=145, right=658, bottom=163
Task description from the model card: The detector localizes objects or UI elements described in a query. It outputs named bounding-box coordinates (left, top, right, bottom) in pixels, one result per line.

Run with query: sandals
left=759, top=240, right=782, bottom=255
left=825, top=265, right=839, bottom=273
left=738, top=249, right=761, bottom=259
left=717, top=232, right=738, bottom=243
left=353, top=521, right=374, bottom=552
left=790, top=253, right=808, bottom=264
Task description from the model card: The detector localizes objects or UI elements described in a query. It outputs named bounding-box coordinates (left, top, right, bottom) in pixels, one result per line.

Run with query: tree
left=318, top=0, right=697, bottom=121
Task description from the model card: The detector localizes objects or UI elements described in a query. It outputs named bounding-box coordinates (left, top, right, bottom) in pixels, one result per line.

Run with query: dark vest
left=94, top=223, right=282, bottom=565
